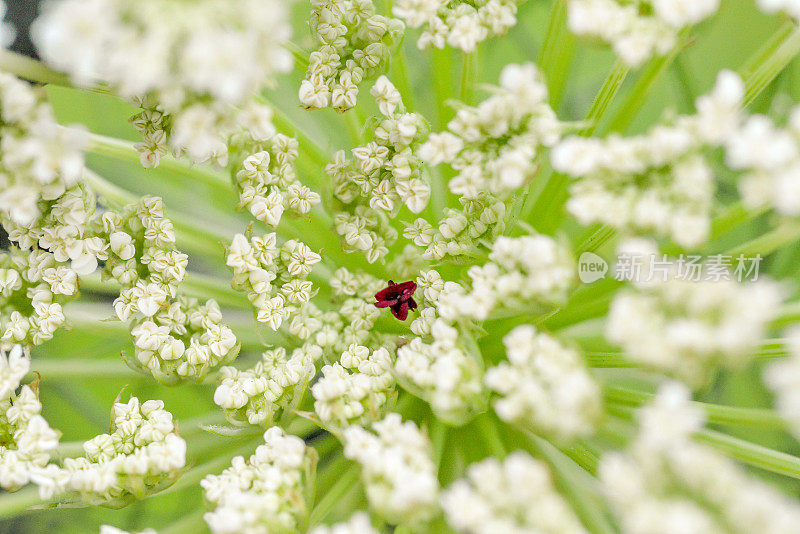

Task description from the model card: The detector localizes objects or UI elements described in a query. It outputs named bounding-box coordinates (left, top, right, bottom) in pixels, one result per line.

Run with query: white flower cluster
left=726, top=105, right=800, bottom=217
left=334, top=206, right=398, bottom=264
left=0, top=345, right=60, bottom=494
left=441, top=452, right=586, bottom=534
left=567, top=0, right=719, bottom=67
left=312, top=344, right=394, bottom=430
left=230, top=124, right=321, bottom=227
left=35, top=0, right=293, bottom=167
left=310, top=513, right=378, bottom=534
left=40, top=397, right=186, bottom=505
left=226, top=232, right=321, bottom=330
left=421, top=63, right=561, bottom=200
left=343, top=413, right=439, bottom=525
left=764, top=329, right=800, bottom=441
left=0, top=248, right=76, bottom=346
left=6, top=184, right=107, bottom=276
left=396, top=317, right=484, bottom=424
left=329, top=77, right=430, bottom=215
left=214, top=343, right=319, bottom=426
left=329, top=267, right=384, bottom=300
left=552, top=70, right=744, bottom=248
left=103, top=197, right=186, bottom=321
left=394, top=0, right=523, bottom=52
left=127, top=296, right=239, bottom=384
left=600, top=382, right=800, bottom=534
left=445, top=234, right=575, bottom=321
left=0, top=72, right=86, bottom=229
left=404, top=194, right=506, bottom=261
left=607, top=255, right=782, bottom=388
left=486, top=325, right=601, bottom=442
left=300, top=0, right=405, bottom=111
left=202, top=427, right=315, bottom=534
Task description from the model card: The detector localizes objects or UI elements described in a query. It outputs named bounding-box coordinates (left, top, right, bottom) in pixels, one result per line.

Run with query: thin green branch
left=538, top=0, right=576, bottom=110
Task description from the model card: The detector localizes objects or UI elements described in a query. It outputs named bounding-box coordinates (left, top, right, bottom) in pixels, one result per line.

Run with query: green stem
left=160, top=509, right=207, bottom=534
left=538, top=0, right=576, bottom=110
left=459, top=53, right=477, bottom=105
left=605, top=31, right=688, bottom=133
left=724, top=221, right=800, bottom=257
left=604, top=386, right=788, bottom=430
left=739, top=21, right=800, bottom=106
left=0, top=49, right=72, bottom=87
left=579, top=61, right=629, bottom=137
left=696, top=429, right=800, bottom=480
left=308, top=466, right=360, bottom=526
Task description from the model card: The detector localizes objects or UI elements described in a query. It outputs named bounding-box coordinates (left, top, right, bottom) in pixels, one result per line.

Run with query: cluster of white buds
left=447, top=234, right=575, bottom=321
left=567, top=0, right=719, bottom=67
left=312, top=344, right=395, bottom=430
left=405, top=194, right=506, bottom=261
left=394, top=0, right=523, bottom=52
left=763, top=328, right=800, bottom=441
left=330, top=267, right=384, bottom=300
left=214, top=343, right=319, bottom=426
left=226, top=231, right=321, bottom=330
left=552, top=70, right=744, bottom=248
left=607, top=241, right=782, bottom=389
left=229, top=118, right=321, bottom=227
left=420, top=63, right=561, bottom=199
left=486, top=325, right=601, bottom=442
left=35, top=0, right=293, bottom=167
left=600, top=382, right=800, bottom=534
left=441, top=452, right=586, bottom=534
left=725, top=105, right=800, bottom=217
left=396, top=318, right=484, bottom=424
left=0, top=345, right=60, bottom=494
left=127, top=296, right=239, bottom=384
left=39, top=397, right=186, bottom=505
left=0, top=73, right=86, bottom=229
left=6, top=184, right=107, bottom=276
left=342, top=413, right=439, bottom=525
left=202, top=426, right=316, bottom=534
left=310, top=513, right=378, bottom=534
left=300, top=0, right=405, bottom=111
left=329, top=77, right=431, bottom=215
left=333, top=206, right=398, bottom=264
left=102, top=197, right=186, bottom=321
left=0, top=248, right=76, bottom=346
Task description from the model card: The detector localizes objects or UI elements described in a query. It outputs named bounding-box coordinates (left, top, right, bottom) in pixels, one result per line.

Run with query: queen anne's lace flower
left=226, top=231, right=321, bottom=331
left=229, top=120, right=321, bottom=227
left=421, top=63, right=561, bottom=200
left=202, top=427, right=316, bottom=534
left=312, top=343, right=395, bottom=430
left=0, top=345, right=60, bottom=494
left=301, top=0, right=405, bottom=111
left=0, top=248, right=76, bottom=346
left=486, top=325, right=601, bottom=441
left=395, top=0, right=524, bottom=52
left=35, top=0, right=293, bottom=167
left=567, top=0, right=720, bottom=66
left=441, top=452, right=586, bottom=534
left=329, top=76, right=430, bottom=215
left=726, top=105, right=800, bottom=216
left=343, top=413, right=439, bottom=525
left=553, top=70, right=744, bottom=248
left=607, top=244, right=782, bottom=389
left=214, top=343, right=319, bottom=426
left=600, top=382, right=800, bottom=534
left=39, top=397, right=186, bottom=505
left=396, top=318, right=484, bottom=423
left=0, top=73, right=86, bottom=228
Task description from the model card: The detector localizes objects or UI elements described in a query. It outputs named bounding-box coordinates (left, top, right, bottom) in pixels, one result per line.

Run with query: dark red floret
left=374, top=280, right=417, bottom=321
